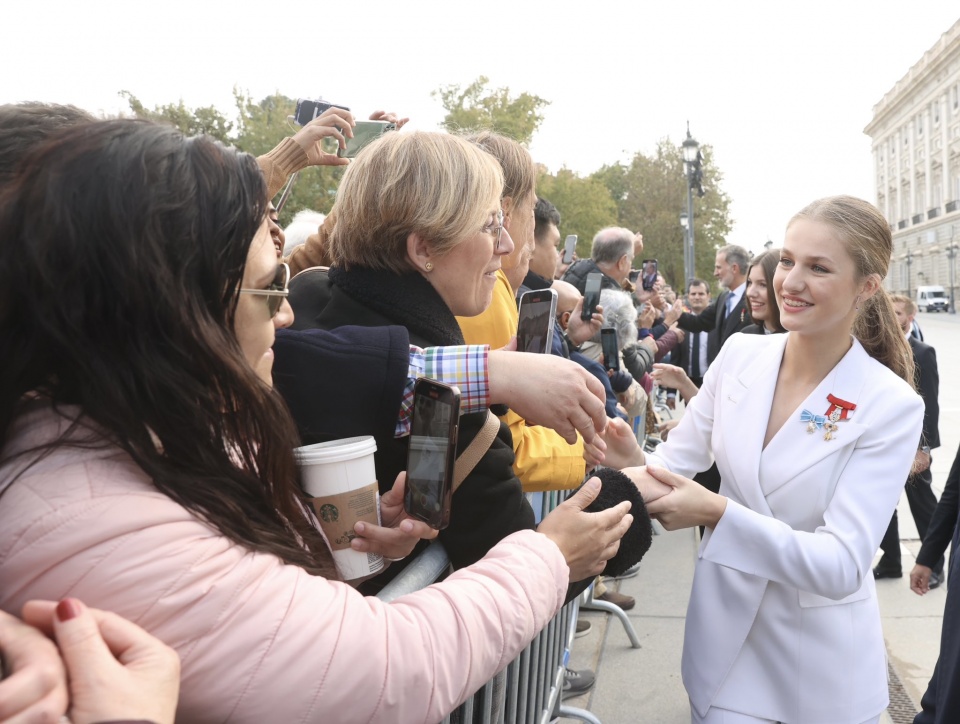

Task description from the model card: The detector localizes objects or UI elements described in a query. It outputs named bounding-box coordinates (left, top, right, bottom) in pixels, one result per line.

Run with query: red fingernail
left=56, top=598, right=82, bottom=622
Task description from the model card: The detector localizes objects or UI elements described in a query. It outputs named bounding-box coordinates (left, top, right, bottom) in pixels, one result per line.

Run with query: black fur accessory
left=577, top=467, right=653, bottom=577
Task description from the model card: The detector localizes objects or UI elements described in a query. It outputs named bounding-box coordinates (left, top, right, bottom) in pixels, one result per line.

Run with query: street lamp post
left=905, top=249, right=913, bottom=298
left=681, top=123, right=704, bottom=284
left=947, top=240, right=959, bottom=314
left=679, top=212, right=689, bottom=284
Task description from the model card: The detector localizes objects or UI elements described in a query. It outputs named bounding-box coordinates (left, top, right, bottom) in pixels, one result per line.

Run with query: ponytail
left=853, top=286, right=915, bottom=388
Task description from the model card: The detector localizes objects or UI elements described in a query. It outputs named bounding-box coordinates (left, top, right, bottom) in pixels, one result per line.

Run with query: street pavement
left=562, top=312, right=960, bottom=723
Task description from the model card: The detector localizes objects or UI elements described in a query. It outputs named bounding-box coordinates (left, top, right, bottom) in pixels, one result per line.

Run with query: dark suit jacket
left=677, top=288, right=752, bottom=362
left=910, top=336, right=940, bottom=450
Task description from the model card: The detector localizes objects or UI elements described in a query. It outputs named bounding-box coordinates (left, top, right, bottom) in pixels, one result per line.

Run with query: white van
left=916, top=285, right=948, bottom=312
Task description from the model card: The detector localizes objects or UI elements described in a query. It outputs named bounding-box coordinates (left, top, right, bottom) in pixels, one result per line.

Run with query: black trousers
left=878, top=468, right=944, bottom=574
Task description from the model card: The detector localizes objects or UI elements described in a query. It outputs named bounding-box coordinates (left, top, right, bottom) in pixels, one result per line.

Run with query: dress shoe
left=929, top=571, right=943, bottom=589
left=873, top=565, right=903, bottom=580
left=595, top=590, right=636, bottom=610
left=575, top=619, right=592, bottom=638
left=561, top=667, right=596, bottom=699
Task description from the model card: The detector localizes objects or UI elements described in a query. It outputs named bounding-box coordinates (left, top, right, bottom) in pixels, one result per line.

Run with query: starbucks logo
left=319, top=504, right=339, bottom=523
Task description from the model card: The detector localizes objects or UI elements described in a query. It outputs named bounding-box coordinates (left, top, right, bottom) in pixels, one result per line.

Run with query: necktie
left=691, top=332, right=701, bottom=380
left=725, top=292, right=734, bottom=318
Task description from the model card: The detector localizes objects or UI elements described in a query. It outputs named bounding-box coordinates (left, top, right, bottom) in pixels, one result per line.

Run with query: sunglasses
left=239, top=262, right=290, bottom=318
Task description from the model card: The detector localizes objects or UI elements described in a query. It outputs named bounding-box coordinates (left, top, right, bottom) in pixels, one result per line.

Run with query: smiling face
left=419, top=203, right=514, bottom=317
left=746, top=263, right=770, bottom=324
left=774, top=217, right=876, bottom=341
left=234, top=220, right=293, bottom=385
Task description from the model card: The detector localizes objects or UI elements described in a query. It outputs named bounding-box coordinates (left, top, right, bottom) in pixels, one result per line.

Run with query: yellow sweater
left=457, top=271, right=586, bottom=492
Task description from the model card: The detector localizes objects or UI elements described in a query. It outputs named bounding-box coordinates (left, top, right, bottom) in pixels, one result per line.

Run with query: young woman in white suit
left=599, top=196, right=924, bottom=723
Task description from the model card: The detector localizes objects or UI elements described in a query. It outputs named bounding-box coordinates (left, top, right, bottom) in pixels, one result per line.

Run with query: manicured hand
left=644, top=465, right=727, bottom=530
left=21, top=599, right=180, bottom=724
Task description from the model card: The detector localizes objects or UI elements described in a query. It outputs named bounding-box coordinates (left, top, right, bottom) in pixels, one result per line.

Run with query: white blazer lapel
left=715, top=335, right=786, bottom=516
left=760, top=339, right=870, bottom=498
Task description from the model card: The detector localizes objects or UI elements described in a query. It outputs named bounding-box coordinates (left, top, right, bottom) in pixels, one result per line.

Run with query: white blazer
left=647, top=332, right=923, bottom=723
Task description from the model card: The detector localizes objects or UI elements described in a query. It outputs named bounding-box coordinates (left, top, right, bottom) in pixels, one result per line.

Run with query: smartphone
left=582, top=272, right=603, bottom=321
left=628, top=269, right=641, bottom=284
left=562, top=235, right=577, bottom=264
left=294, top=99, right=350, bottom=127
left=641, top=259, right=659, bottom=292
left=337, top=120, right=397, bottom=159
left=404, top=380, right=460, bottom=530
left=517, top=289, right=558, bottom=354
left=601, top=327, right=620, bottom=371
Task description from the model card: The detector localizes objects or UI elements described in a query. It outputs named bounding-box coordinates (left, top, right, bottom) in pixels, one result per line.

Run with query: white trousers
left=691, top=705, right=881, bottom=724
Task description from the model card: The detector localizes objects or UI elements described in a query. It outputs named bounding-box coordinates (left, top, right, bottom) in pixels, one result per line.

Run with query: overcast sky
left=5, top=1, right=958, bottom=254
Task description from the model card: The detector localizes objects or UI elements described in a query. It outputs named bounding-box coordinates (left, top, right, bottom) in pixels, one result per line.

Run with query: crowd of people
left=0, top=100, right=957, bottom=724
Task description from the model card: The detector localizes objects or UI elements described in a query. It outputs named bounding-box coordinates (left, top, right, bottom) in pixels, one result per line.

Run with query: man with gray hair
left=562, top=226, right=642, bottom=295
left=675, top=243, right=751, bottom=364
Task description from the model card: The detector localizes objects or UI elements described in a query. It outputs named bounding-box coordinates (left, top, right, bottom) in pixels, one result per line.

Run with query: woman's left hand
left=351, top=472, right=438, bottom=560
left=643, top=465, right=727, bottom=530
left=584, top=417, right=644, bottom=470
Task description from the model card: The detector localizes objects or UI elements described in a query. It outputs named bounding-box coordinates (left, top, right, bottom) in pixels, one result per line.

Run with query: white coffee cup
left=295, top=436, right=384, bottom=580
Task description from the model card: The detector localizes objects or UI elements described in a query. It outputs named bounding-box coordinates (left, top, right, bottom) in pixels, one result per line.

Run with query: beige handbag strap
left=452, top=411, right=500, bottom=491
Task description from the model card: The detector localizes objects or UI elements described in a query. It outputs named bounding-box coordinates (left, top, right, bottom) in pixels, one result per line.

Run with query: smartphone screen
left=562, top=235, right=577, bottom=264
left=337, top=120, right=396, bottom=158
left=641, top=259, right=659, bottom=291
left=517, top=289, right=558, bottom=354
left=404, top=380, right=460, bottom=530
left=582, top=273, right=603, bottom=321
left=601, top=327, right=620, bottom=371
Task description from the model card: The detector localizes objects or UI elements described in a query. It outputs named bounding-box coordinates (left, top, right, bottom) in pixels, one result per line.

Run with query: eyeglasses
left=239, top=262, right=290, bottom=318
left=483, top=209, right=504, bottom=250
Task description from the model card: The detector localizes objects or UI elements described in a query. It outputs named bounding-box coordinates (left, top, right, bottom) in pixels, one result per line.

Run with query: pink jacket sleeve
left=0, top=450, right=568, bottom=723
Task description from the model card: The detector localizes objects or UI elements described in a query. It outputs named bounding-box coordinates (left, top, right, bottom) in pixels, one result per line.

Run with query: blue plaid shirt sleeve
left=394, top=344, right=491, bottom=438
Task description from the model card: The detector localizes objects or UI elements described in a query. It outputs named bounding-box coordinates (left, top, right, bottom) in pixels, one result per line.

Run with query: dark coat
left=561, top=258, right=621, bottom=296
left=676, top=288, right=752, bottom=363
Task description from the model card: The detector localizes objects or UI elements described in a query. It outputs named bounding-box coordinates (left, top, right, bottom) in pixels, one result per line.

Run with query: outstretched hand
left=351, top=472, right=439, bottom=560
left=584, top=417, right=644, bottom=470
left=643, top=465, right=727, bottom=530
left=489, top=340, right=607, bottom=445
left=537, top=478, right=633, bottom=581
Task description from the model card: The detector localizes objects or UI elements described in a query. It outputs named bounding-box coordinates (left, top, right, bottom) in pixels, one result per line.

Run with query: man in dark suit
left=911, top=443, right=960, bottom=724
left=675, top=244, right=752, bottom=364
left=672, top=278, right=711, bottom=393
left=875, top=294, right=942, bottom=583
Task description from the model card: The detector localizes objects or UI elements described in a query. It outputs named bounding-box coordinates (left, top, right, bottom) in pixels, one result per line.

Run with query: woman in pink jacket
left=0, top=120, right=632, bottom=723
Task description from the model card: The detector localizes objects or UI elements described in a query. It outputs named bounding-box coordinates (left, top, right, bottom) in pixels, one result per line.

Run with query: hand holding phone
left=290, top=103, right=356, bottom=168
left=517, top=289, right=558, bottom=354
left=601, top=327, right=620, bottom=371
left=337, top=120, right=397, bottom=159
left=404, top=380, right=460, bottom=530
left=641, top=259, right=659, bottom=292
left=582, top=273, right=603, bottom=321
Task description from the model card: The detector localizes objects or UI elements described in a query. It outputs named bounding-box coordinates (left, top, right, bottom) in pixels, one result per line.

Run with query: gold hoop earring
left=424, top=262, right=433, bottom=272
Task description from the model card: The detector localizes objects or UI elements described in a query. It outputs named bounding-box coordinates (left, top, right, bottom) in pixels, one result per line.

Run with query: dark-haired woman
left=741, top=248, right=786, bottom=335
left=0, top=120, right=632, bottom=722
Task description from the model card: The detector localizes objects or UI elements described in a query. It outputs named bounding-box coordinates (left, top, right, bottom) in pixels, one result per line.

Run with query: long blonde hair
left=788, top=195, right=914, bottom=387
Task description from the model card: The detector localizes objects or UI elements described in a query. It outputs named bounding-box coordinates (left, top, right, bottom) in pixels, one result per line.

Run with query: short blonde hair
left=328, top=131, right=504, bottom=275
left=461, top=130, right=536, bottom=206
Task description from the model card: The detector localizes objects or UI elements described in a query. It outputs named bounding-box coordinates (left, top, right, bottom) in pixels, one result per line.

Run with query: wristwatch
left=920, top=445, right=931, bottom=455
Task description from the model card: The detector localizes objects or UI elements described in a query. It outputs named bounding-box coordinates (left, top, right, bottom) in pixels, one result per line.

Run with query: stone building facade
left=865, top=19, right=960, bottom=310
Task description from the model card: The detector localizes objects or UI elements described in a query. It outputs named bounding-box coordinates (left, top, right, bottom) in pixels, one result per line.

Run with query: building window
left=934, top=100, right=941, bottom=125
left=918, top=115, right=923, bottom=136
left=953, top=84, right=959, bottom=110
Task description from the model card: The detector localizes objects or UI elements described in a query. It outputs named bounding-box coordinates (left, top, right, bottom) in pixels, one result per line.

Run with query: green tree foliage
left=433, top=76, right=550, bottom=146
left=535, top=167, right=618, bottom=258
left=121, top=90, right=344, bottom=224
left=592, top=140, right=732, bottom=290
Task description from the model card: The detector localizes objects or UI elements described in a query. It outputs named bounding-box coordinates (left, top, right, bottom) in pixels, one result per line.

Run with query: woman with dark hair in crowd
left=600, top=196, right=924, bottom=723
left=741, top=248, right=786, bottom=335
left=0, top=120, right=634, bottom=722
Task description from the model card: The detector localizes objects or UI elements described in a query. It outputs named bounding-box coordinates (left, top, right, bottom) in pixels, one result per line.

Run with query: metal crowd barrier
left=377, top=489, right=602, bottom=724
